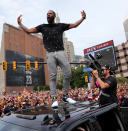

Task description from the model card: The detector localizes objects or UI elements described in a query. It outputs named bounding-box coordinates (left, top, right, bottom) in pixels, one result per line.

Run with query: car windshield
left=0, top=121, right=38, bottom=131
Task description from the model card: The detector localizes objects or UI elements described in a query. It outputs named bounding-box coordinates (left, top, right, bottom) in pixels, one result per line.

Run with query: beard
left=47, top=16, right=55, bottom=24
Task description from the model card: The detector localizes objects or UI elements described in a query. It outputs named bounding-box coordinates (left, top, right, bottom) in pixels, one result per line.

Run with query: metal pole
left=0, top=62, right=87, bottom=65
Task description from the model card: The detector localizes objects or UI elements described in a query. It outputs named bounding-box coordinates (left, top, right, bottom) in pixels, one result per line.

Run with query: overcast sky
left=0, top=0, right=128, bottom=56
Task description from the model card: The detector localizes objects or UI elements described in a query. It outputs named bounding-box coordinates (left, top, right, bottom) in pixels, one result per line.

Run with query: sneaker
left=63, top=96, right=76, bottom=104
left=51, top=100, right=58, bottom=108
left=52, top=97, right=58, bottom=108
left=66, top=98, right=76, bottom=104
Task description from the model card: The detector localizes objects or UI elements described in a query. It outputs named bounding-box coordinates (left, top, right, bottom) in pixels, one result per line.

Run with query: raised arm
left=90, top=74, right=96, bottom=89
left=92, top=70, right=110, bottom=89
left=69, top=10, right=86, bottom=29
left=17, top=15, right=38, bottom=33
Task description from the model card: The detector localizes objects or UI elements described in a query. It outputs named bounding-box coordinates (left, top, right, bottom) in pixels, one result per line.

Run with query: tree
left=33, top=85, right=43, bottom=91
left=58, top=75, right=64, bottom=85
left=70, top=65, right=88, bottom=88
left=58, top=65, right=89, bottom=89
left=116, top=77, right=128, bottom=84
left=33, top=85, right=50, bottom=91
left=56, top=84, right=63, bottom=90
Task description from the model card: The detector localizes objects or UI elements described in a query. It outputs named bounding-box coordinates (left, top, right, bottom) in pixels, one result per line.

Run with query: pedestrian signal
left=85, top=76, right=88, bottom=83
left=35, top=61, right=38, bottom=70
left=13, top=61, right=17, bottom=71
left=26, top=61, right=31, bottom=70
left=2, top=61, right=7, bottom=71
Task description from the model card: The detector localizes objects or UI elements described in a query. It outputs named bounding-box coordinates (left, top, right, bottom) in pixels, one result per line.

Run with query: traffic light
left=85, top=76, right=88, bottom=83
left=35, top=61, right=38, bottom=70
left=12, top=61, right=17, bottom=71
left=26, top=61, right=31, bottom=70
left=2, top=61, right=7, bottom=71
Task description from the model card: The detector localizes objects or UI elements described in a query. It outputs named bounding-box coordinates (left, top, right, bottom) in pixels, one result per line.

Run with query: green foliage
left=43, top=85, right=50, bottom=90
left=57, top=65, right=89, bottom=89
left=58, top=75, right=64, bottom=85
left=56, top=84, right=63, bottom=90
left=33, top=85, right=50, bottom=91
left=33, top=85, right=43, bottom=91
left=116, top=77, right=128, bottom=84
left=70, top=65, right=88, bottom=88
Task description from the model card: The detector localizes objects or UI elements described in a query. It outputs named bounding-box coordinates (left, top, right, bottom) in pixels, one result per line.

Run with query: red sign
left=84, top=40, right=114, bottom=54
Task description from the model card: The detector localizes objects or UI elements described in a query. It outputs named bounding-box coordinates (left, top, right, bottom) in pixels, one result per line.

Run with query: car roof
left=0, top=101, right=118, bottom=131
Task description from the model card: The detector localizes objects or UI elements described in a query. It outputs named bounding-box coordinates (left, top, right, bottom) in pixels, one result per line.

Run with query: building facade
left=0, top=23, right=49, bottom=93
left=115, top=41, right=128, bottom=77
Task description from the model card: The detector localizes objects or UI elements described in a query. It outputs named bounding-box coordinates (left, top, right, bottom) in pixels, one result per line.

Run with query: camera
left=84, top=53, right=116, bottom=75
left=85, top=53, right=103, bottom=74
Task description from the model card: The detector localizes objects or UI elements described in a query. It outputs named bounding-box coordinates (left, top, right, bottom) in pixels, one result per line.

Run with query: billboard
left=6, top=50, right=45, bottom=86
left=83, top=40, right=117, bottom=68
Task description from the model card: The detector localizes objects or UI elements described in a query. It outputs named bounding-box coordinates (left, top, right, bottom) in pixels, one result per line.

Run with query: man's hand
left=17, top=15, right=22, bottom=25
left=68, top=10, right=86, bottom=29
left=16, top=15, right=38, bottom=33
left=81, top=10, right=86, bottom=19
left=92, top=70, right=99, bottom=79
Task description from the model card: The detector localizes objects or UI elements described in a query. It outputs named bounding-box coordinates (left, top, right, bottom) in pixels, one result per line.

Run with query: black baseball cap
left=104, top=64, right=110, bottom=70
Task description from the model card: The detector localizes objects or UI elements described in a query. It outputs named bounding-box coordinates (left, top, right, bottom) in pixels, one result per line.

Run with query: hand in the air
left=81, top=10, right=86, bottom=19
left=17, top=15, right=22, bottom=25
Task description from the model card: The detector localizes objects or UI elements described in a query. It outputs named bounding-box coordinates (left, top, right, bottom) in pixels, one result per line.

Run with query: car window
left=0, top=121, right=38, bottom=131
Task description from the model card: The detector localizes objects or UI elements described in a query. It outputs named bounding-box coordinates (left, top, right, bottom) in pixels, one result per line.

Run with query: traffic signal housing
left=35, top=61, right=38, bottom=70
left=85, top=76, right=88, bottom=83
left=2, top=61, right=7, bottom=71
left=26, top=61, right=31, bottom=70
left=12, top=61, right=17, bottom=71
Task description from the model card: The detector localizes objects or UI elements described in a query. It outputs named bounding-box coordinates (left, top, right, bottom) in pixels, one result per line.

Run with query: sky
left=0, top=0, right=128, bottom=56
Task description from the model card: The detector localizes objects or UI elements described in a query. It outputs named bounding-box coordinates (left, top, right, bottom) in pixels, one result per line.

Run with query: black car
left=0, top=101, right=127, bottom=131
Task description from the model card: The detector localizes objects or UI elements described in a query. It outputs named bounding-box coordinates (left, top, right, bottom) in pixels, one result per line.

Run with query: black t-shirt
left=36, top=23, right=70, bottom=52
left=99, top=76, right=118, bottom=105
left=101, top=76, right=117, bottom=97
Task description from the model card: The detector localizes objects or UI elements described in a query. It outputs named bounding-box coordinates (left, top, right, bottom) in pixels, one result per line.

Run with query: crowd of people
left=0, top=83, right=128, bottom=117
left=117, top=84, right=128, bottom=106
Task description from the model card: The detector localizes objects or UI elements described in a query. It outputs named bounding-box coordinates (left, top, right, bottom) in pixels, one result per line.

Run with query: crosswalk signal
left=85, top=76, right=88, bottom=83
left=35, top=61, right=38, bottom=70
left=26, top=61, right=31, bottom=70
left=2, top=61, right=7, bottom=71
left=13, top=61, right=17, bottom=71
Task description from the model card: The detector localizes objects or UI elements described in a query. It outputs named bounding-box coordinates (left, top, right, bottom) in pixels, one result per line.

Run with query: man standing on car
left=17, top=10, right=86, bottom=108
left=90, top=65, right=118, bottom=106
